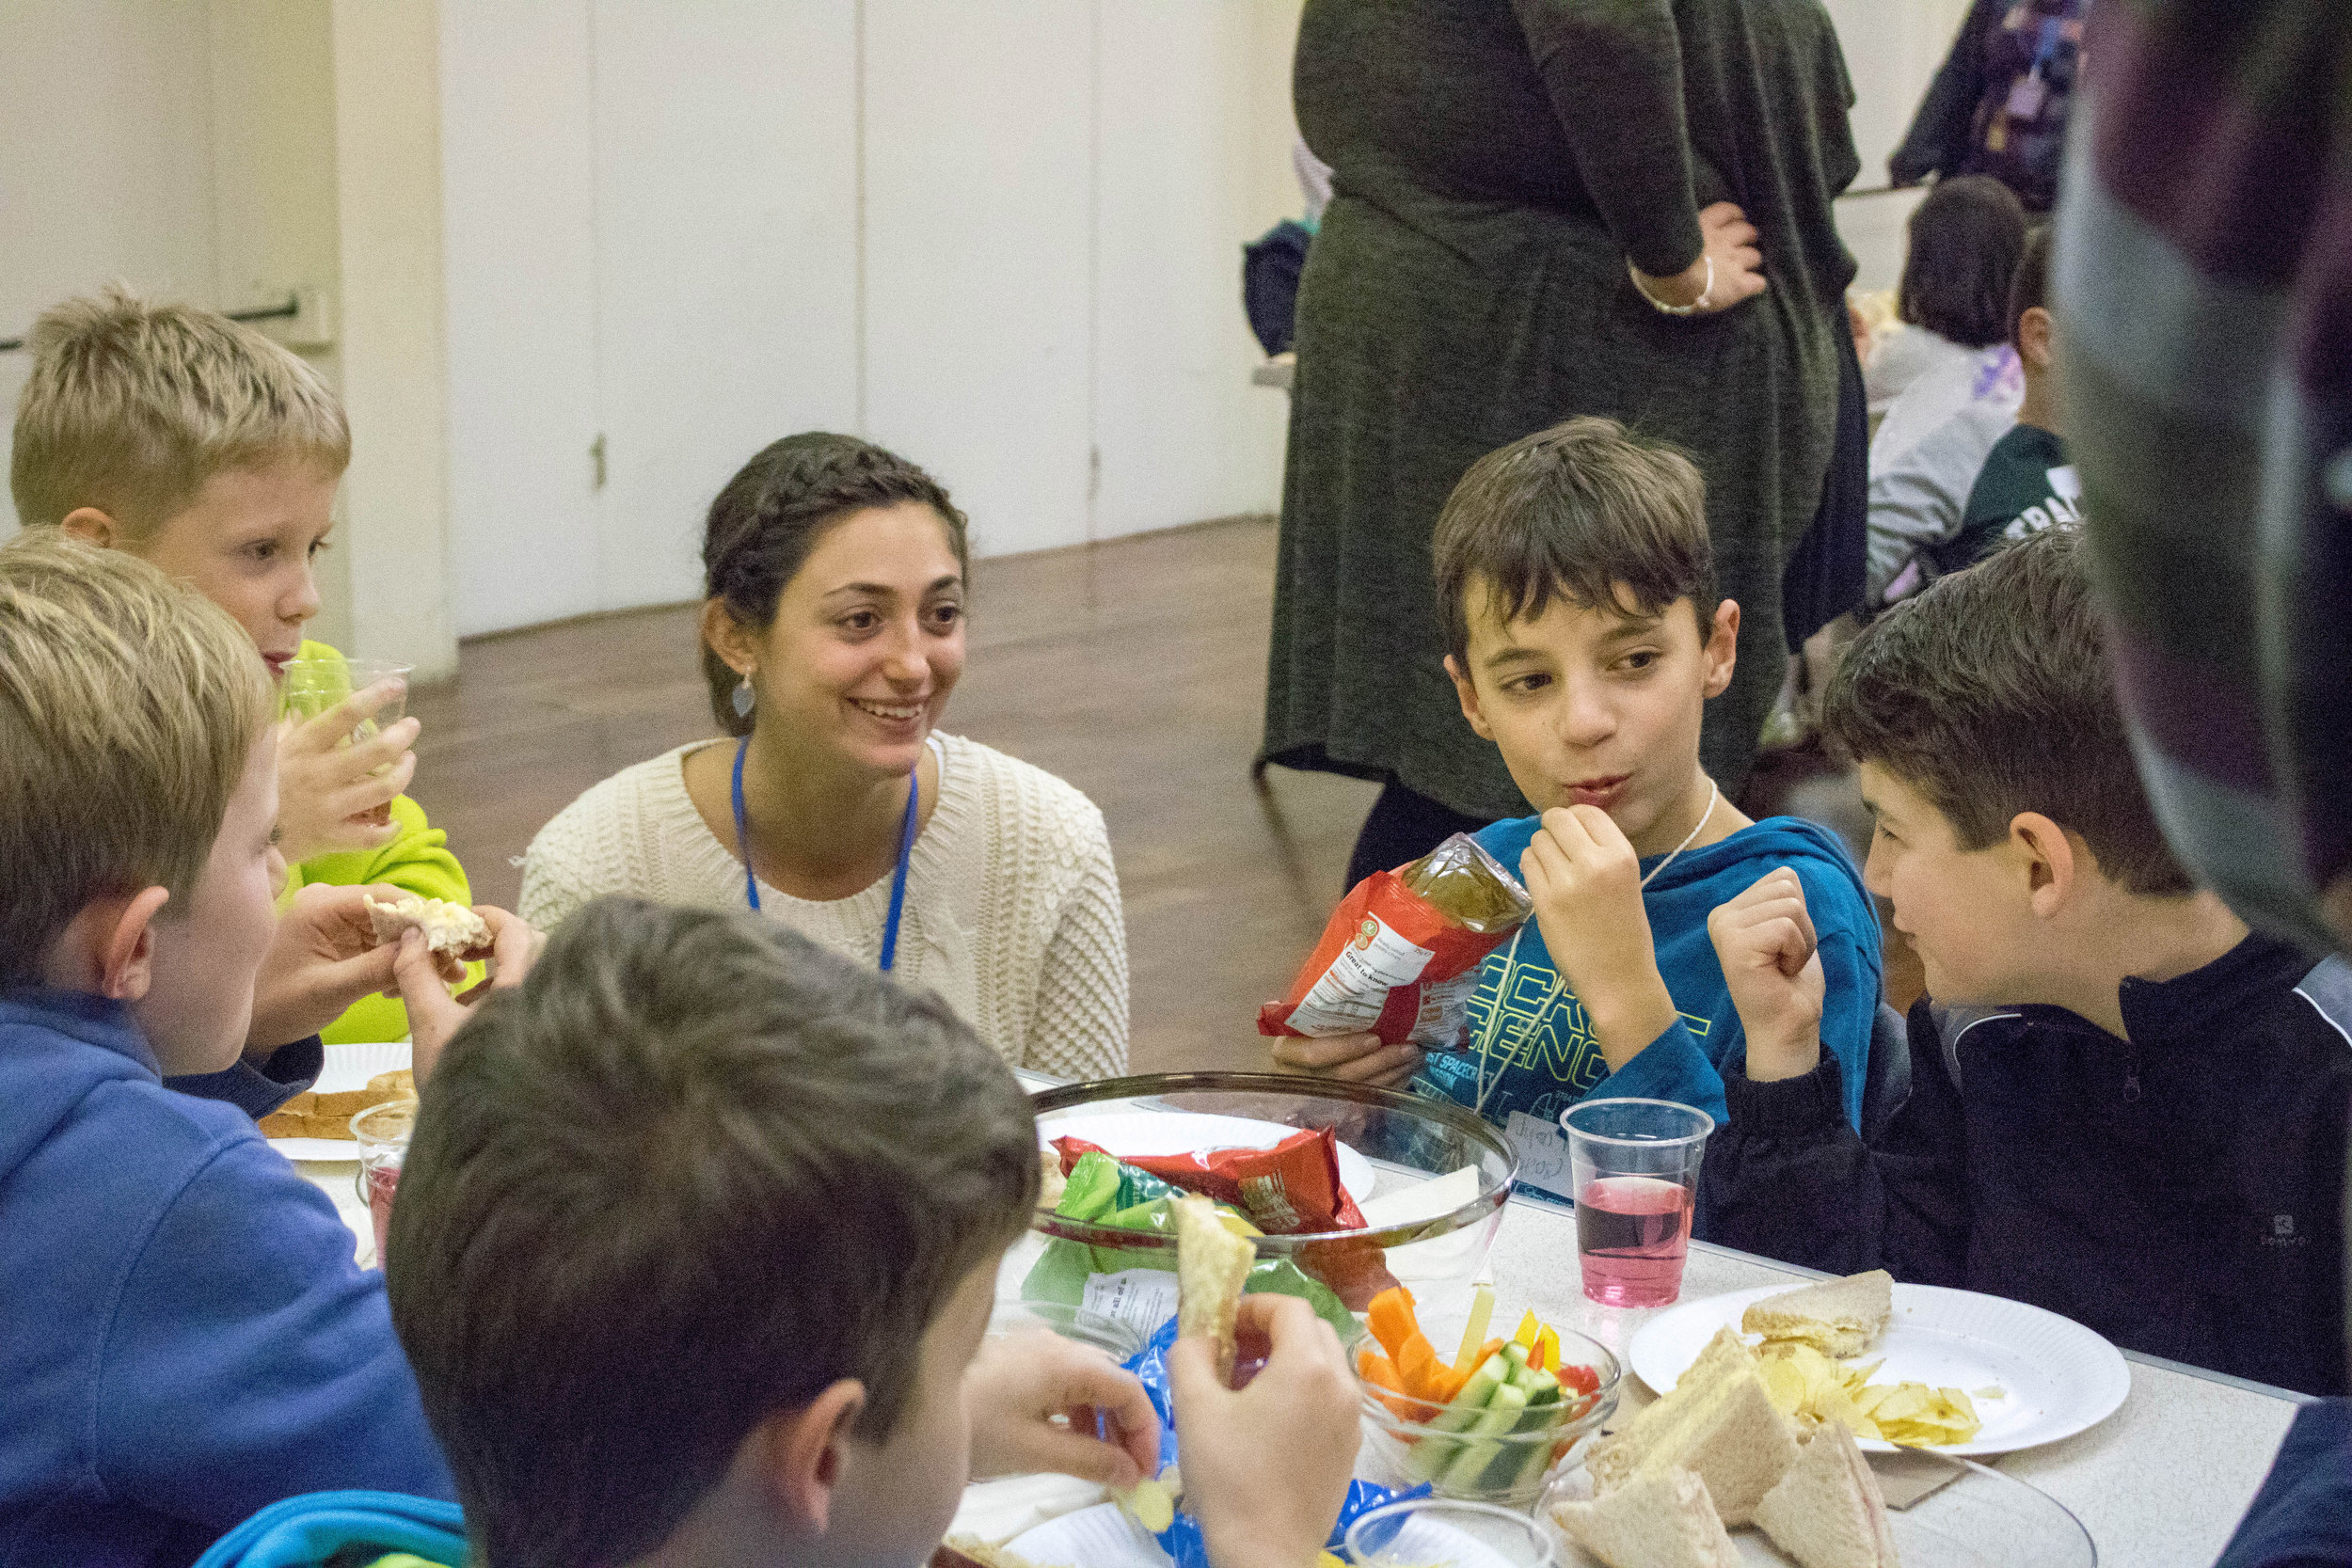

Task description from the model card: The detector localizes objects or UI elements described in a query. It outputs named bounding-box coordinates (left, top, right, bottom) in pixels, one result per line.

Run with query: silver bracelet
left=1629, top=254, right=1712, bottom=316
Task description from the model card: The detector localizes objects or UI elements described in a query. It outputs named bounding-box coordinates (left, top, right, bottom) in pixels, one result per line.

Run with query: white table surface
left=299, top=1074, right=2306, bottom=1568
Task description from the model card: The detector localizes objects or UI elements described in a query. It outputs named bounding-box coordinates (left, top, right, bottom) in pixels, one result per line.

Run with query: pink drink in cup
left=351, top=1100, right=415, bottom=1271
left=1560, top=1098, right=1713, bottom=1307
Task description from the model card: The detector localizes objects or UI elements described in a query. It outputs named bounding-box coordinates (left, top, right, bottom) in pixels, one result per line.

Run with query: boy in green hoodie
left=11, top=287, right=471, bottom=1041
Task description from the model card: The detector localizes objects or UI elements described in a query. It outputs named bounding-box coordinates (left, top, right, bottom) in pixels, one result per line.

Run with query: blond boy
left=0, top=532, right=538, bottom=1564
left=11, top=287, right=469, bottom=1041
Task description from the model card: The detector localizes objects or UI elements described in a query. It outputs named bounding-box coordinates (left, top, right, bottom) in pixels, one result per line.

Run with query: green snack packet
left=1023, top=1150, right=1353, bottom=1338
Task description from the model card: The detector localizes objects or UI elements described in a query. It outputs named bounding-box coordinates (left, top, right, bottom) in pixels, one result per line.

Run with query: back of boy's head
left=1822, top=528, right=2190, bottom=895
left=2008, top=224, right=2053, bottom=355
left=1432, top=415, right=1717, bottom=666
left=386, top=897, right=1041, bottom=1568
left=1897, top=174, right=2027, bottom=350
left=10, top=285, right=349, bottom=537
left=0, top=531, right=270, bottom=990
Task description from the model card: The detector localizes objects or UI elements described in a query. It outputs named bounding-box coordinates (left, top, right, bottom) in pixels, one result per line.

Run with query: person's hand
left=1631, top=201, right=1768, bottom=316
left=394, top=906, right=541, bottom=1081
left=963, top=1328, right=1161, bottom=1489
left=274, top=681, right=419, bottom=863
left=1171, top=1294, right=1359, bottom=1568
left=1268, top=1022, right=1424, bottom=1087
left=246, top=883, right=455, bottom=1055
left=1708, top=867, right=1825, bottom=1083
left=1520, top=806, right=1677, bottom=1068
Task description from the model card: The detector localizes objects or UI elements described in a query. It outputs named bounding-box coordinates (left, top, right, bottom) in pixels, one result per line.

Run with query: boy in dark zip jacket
left=1696, top=530, right=2352, bottom=1395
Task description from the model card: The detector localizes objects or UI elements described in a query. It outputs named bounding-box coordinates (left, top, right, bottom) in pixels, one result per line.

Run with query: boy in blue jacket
left=0, top=532, right=532, bottom=1567
left=1276, top=417, right=1881, bottom=1197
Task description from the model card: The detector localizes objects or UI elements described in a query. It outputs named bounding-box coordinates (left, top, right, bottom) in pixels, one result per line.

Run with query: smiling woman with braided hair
left=521, top=433, right=1128, bottom=1078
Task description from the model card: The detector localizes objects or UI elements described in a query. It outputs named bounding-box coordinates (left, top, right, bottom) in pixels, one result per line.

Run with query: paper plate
left=1628, top=1281, right=2130, bottom=1456
left=1549, top=1456, right=2096, bottom=1567
left=1041, top=1110, right=1376, bottom=1204
left=1006, top=1503, right=1533, bottom=1568
left=265, top=1039, right=413, bottom=1162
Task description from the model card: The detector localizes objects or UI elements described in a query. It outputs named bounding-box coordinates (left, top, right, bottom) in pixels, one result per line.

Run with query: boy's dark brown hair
left=1897, top=175, right=2028, bottom=350
left=1822, top=528, right=2191, bottom=895
left=701, top=432, right=970, bottom=736
left=386, top=898, right=1039, bottom=1568
left=2008, top=223, right=2053, bottom=354
left=1432, top=416, right=1717, bottom=666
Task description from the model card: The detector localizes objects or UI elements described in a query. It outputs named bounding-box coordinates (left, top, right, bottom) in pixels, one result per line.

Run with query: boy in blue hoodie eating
left=0, top=531, right=535, bottom=1566
left=1275, top=417, right=1881, bottom=1196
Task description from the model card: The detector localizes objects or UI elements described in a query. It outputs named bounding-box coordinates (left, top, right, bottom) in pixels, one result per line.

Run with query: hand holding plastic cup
left=281, top=655, right=414, bottom=828
left=1561, top=1097, right=1714, bottom=1308
left=351, top=1100, right=415, bottom=1270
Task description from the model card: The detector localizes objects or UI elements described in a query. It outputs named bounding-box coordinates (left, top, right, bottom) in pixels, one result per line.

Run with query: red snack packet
left=1052, top=1130, right=1402, bottom=1307
left=1259, top=832, right=1532, bottom=1048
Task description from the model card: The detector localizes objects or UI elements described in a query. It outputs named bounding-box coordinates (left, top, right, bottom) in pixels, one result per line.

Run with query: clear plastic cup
left=350, top=1100, right=415, bottom=1270
left=280, top=655, right=413, bottom=828
left=1560, top=1097, right=1714, bottom=1308
left=1343, top=1496, right=1558, bottom=1567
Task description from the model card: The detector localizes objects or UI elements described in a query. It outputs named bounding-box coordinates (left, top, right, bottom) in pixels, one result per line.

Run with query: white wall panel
left=441, top=0, right=601, bottom=636
left=1092, top=0, right=1286, bottom=540
left=0, top=0, right=219, bottom=535
left=591, top=0, right=860, bottom=610
left=862, top=0, right=1094, bottom=559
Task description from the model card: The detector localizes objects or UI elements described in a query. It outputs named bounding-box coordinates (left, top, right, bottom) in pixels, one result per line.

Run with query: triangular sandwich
left=1550, top=1465, right=1740, bottom=1568
left=1741, top=1270, right=1893, bottom=1358
left=1754, top=1420, right=1902, bottom=1567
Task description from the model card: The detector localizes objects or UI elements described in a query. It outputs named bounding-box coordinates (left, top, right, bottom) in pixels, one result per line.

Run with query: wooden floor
left=409, top=515, right=1378, bottom=1076
left=409, top=514, right=1911, bottom=1075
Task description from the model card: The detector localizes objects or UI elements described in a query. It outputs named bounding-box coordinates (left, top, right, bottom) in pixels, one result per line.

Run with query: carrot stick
left=1366, top=1286, right=1419, bottom=1364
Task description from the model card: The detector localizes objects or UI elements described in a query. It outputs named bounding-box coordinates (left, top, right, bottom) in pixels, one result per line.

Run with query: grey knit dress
left=1263, top=0, right=1860, bottom=816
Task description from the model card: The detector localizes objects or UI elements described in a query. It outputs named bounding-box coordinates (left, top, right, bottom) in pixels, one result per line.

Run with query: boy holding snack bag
left=0, top=532, right=535, bottom=1565
left=1699, top=530, right=2352, bottom=1396
left=11, top=288, right=474, bottom=1043
left=363, top=899, right=1362, bottom=1568
left=1271, top=418, right=1881, bottom=1196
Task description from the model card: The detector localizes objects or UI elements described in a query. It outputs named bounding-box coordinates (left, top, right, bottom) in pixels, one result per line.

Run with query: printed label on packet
left=1411, top=969, right=1482, bottom=1049
left=1282, top=915, right=1437, bottom=1036
left=1081, top=1269, right=1182, bottom=1337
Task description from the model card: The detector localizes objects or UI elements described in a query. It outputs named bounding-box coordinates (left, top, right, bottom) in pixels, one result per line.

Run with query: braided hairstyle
left=699, top=433, right=970, bottom=736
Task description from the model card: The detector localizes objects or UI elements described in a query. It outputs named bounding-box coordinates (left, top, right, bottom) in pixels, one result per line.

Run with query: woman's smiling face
left=739, top=499, right=967, bottom=776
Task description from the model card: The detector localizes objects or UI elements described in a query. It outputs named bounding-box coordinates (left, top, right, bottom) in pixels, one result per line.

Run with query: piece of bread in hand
left=1551, top=1465, right=1740, bottom=1568
left=1742, top=1270, right=1894, bottom=1358
left=1172, top=1194, right=1255, bottom=1382
left=1755, top=1420, right=1902, bottom=1568
left=364, top=894, right=491, bottom=957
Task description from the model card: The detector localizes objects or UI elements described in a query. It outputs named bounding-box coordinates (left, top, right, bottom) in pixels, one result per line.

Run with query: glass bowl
left=985, top=1300, right=1149, bottom=1363
left=1346, top=1496, right=1561, bottom=1566
left=1007, top=1072, right=1518, bottom=1338
left=1356, top=1327, right=1622, bottom=1508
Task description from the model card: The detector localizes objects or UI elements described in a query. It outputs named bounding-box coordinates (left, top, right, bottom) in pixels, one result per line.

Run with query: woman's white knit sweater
left=519, top=734, right=1129, bottom=1078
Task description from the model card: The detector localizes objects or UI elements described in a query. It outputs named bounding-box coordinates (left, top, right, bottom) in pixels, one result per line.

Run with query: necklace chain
left=1470, top=780, right=1721, bottom=1116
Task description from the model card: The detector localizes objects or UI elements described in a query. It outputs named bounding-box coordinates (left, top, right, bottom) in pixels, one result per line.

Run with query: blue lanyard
left=731, top=736, right=919, bottom=974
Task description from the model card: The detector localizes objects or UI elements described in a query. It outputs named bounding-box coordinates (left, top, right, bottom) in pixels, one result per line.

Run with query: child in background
left=1700, top=530, right=2351, bottom=1396
left=1952, top=224, right=2078, bottom=553
left=358, top=899, right=1362, bottom=1568
left=1863, top=174, right=2027, bottom=436
left=1273, top=418, right=1881, bottom=1199
left=10, top=287, right=470, bottom=1043
left=0, top=532, right=532, bottom=1566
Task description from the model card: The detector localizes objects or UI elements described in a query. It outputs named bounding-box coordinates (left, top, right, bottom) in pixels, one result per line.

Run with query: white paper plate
left=265, top=1040, right=413, bottom=1162
left=1041, top=1110, right=1376, bottom=1205
left=1628, top=1281, right=2130, bottom=1456
left=1548, top=1456, right=2095, bottom=1567
left=1006, top=1502, right=1528, bottom=1568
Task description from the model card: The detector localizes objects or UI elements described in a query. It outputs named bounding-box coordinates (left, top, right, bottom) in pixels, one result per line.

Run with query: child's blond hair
left=0, top=531, right=273, bottom=988
left=9, top=286, right=349, bottom=537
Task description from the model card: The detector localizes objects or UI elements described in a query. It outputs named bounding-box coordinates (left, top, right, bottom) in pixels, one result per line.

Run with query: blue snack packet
left=1113, top=1319, right=1428, bottom=1566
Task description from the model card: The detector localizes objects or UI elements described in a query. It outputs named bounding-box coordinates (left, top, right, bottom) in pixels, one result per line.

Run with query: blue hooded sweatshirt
left=1415, top=815, right=1881, bottom=1201
left=0, top=990, right=454, bottom=1568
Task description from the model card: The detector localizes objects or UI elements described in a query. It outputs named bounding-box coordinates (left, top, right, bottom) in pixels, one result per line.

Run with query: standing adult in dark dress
left=1261, top=0, right=1861, bottom=887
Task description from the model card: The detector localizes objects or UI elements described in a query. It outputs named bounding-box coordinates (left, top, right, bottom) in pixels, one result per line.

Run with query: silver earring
left=732, top=676, right=755, bottom=720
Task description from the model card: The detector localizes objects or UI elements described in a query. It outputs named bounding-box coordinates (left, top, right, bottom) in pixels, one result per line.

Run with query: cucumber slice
left=1438, top=1383, right=1529, bottom=1491
left=1427, top=1352, right=1513, bottom=1435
